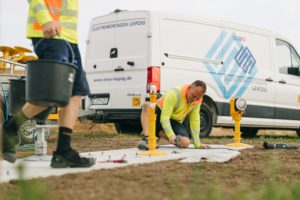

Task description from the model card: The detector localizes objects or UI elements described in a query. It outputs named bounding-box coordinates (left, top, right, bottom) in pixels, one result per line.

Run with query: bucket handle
left=33, top=39, right=76, bottom=65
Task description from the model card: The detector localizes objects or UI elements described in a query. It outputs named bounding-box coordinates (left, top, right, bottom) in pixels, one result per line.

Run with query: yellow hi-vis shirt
left=156, top=85, right=202, bottom=148
left=27, top=0, right=78, bottom=44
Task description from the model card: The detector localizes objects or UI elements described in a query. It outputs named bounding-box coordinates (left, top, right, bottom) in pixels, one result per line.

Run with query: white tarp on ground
left=0, top=144, right=253, bottom=183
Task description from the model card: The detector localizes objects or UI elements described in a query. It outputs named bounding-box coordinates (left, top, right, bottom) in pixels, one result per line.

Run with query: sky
left=0, top=0, right=299, bottom=60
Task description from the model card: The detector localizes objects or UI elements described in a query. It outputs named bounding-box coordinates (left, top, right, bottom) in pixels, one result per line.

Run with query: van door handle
left=279, top=79, right=286, bottom=84
left=114, top=67, right=124, bottom=72
left=127, top=61, right=135, bottom=66
left=265, top=77, right=273, bottom=82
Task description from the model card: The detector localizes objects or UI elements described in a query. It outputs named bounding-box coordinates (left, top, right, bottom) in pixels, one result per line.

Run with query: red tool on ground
left=98, top=158, right=127, bottom=163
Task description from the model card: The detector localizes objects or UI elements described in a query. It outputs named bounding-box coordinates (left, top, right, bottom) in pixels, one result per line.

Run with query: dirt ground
left=0, top=121, right=299, bottom=200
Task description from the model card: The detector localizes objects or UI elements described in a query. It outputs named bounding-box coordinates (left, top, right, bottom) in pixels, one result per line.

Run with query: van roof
left=91, top=9, right=288, bottom=42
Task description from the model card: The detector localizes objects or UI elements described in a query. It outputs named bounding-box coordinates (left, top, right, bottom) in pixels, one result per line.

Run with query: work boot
left=137, top=136, right=159, bottom=150
left=174, top=135, right=182, bottom=148
left=50, top=148, right=96, bottom=168
left=2, top=111, right=29, bottom=163
left=2, top=122, right=19, bottom=163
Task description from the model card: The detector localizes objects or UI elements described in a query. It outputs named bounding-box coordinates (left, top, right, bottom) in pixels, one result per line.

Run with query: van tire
left=296, top=129, right=300, bottom=137
left=200, top=103, right=213, bottom=138
left=241, top=127, right=259, bottom=138
left=115, top=121, right=142, bottom=134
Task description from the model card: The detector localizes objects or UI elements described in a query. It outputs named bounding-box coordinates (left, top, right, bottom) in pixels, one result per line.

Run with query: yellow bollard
left=227, top=98, right=250, bottom=147
left=138, top=85, right=168, bottom=156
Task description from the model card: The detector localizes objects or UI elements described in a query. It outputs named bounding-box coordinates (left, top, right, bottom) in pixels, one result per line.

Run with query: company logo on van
left=92, top=20, right=146, bottom=31
left=204, top=31, right=257, bottom=99
left=234, top=46, right=256, bottom=75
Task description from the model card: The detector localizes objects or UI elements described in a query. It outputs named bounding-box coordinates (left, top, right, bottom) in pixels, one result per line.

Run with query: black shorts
left=32, top=38, right=90, bottom=96
left=155, top=106, right=191, bottom=138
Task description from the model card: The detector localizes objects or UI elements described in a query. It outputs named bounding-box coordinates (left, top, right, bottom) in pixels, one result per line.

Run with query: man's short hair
left=191, top=80, right=206, bottom=93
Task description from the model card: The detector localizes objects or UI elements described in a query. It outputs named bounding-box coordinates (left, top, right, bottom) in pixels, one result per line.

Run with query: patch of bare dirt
left=2, top=146, right=299, bottom=200
left=0, top=123, right=299, bottom=200
left=73, top=120, right=117, bottom=134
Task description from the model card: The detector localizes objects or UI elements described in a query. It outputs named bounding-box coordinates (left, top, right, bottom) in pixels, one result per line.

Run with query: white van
left=83, top=9, right=300, bottom=137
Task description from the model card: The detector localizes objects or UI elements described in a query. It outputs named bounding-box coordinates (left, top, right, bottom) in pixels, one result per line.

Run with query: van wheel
left=296, top=129, right=300, bottom=137
left=200, top=103, right=213, bottom=138
left=115, top=121, right=142, bottom=134
left=240, top=127, right=258, bottom=138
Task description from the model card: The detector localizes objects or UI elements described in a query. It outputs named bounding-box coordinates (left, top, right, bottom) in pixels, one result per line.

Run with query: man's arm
left=160, top=91, right=177, bottom=140
left=29, top=0, right=61, bottom=38
left=30, top=0, right=53, bottom=26
left=189, top=103, right=201, bottom=148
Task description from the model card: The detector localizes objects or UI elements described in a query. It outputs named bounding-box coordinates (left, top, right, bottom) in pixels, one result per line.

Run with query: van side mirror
left=287, top=67, right=300, bottom=76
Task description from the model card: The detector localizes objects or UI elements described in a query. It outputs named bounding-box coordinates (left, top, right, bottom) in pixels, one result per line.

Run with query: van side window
left=291, top=46, right=300, bottom=68
left=276, top=39, right=300, bottom=76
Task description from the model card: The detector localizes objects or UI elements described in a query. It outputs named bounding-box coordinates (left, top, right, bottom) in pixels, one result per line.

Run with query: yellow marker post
left=227, top=98, right=250, bottom=147
left=139, top=85, right=168, bottom=156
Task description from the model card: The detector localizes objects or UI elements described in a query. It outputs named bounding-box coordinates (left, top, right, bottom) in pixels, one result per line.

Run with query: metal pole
left=164, top=53, right=223, bottom=65
left=0, top=58, right=27, bottom=68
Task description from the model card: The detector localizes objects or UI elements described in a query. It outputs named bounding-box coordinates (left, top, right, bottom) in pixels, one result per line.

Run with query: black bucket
left=26, top=59, right=77, bottom=107
left=9, top=79, right=54, bottom=120
left=9, top=79, right=26, bottom=115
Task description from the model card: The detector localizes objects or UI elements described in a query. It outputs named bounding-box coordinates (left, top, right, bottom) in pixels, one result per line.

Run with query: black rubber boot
left=2, top=111, right=29, bottom=163
left=2, top=121, right=19, bottom=163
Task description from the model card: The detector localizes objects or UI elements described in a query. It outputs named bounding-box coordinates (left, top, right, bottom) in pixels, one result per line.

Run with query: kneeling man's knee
left=180, top=137, right=191, bottom=148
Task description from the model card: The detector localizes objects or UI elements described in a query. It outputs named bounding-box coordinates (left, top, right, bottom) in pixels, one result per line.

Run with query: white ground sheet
left=0, top=144, right=253, bottom=183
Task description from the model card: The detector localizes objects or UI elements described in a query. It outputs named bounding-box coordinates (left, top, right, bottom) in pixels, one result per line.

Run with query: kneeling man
left=138, top=80, right=208, bottom=149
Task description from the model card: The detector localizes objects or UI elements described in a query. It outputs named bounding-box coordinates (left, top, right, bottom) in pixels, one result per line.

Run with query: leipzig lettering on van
left=92, top=19, right=146, bottom=31
left=93, top=76, right=132, bottom=82
left=205, top=31, right=259, bottom=99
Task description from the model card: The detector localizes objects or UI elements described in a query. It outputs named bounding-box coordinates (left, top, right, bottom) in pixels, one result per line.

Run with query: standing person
left=138, top=80, right=208, bottom=150
left=1, top=0, right=95, bottom=168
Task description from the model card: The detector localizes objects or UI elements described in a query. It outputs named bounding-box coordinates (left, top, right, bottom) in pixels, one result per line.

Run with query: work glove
left=168, top=135, right=176, bottom=144
left=168, top=135, right=182, bottom=148
left=192, top=138, right=209, bottom=148
left=194, top=140, right=201, bottom=148
left=192, top=136, right=201, bottom=148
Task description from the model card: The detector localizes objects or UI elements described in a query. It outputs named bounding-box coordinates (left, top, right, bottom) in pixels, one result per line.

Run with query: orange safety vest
left=33, top=0, right=62, bottom=30
left=156, top=85, right=202, bottom=143
left=156, top=85, right=202, bottom=121
left=27, top=0, right=78, bottom=44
